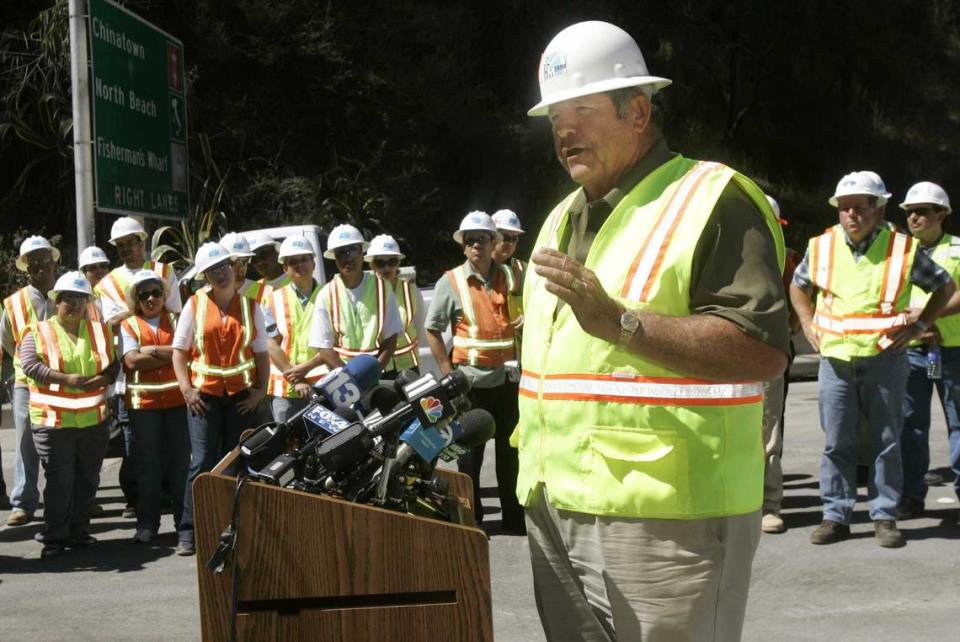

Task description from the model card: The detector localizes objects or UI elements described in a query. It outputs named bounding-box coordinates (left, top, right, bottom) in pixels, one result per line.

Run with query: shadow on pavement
left=0, top=534, right=179, bottom=575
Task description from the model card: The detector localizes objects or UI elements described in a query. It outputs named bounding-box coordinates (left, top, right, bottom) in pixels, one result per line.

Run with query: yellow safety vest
left=28, top=318, right=113, bottom=428
left=809, top=225, right=917, bottom=359
left=518, top=156, right=784, bottom=519
left=389, top=278, right=420, bottom=371
left=909, top=234, right=960, bottom=347
left=266, top=282, right=327, bottom=397
left=95, top=261, right=174, bottom=312
left=3, top=287, right=43, bottom=383
left=323, top=274, right=386, bottom=363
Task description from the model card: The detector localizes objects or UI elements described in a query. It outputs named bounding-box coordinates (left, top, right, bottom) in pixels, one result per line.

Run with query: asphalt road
left=1, top=380, right=958, bottom=641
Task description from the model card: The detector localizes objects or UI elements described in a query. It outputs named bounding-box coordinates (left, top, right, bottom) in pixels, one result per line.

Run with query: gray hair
left=608, top=86, right=663, bottom=129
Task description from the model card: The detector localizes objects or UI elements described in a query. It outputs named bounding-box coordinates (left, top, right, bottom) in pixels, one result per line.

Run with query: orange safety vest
left=447, top=264, right=517, bottom=367
left=122, top=313, right=183, bottom=410
left=3, top=286, right=45, bottom=383
left=96, top=261, right=174, bottom=312
left=188, top=292, right=258, bottom=396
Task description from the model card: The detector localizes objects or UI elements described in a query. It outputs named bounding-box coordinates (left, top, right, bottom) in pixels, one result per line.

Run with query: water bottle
left=927, top=345, right=942, bottom=380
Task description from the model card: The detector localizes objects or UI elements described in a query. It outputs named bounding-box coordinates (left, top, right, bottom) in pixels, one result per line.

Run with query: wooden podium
left=193, top=450, right=492, bottom=641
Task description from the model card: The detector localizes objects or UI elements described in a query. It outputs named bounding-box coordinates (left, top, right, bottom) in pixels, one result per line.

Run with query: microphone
left=359, top=385, right=402, bottom=418
left=312, top=353, right=382, bottom=410
left=398, top=408, right=496, bottom=466
left=436, top=408, right=495, bottom=461
left=257, top=407, right=360, bottom=486
left=365, top=370, right=471, bottom=439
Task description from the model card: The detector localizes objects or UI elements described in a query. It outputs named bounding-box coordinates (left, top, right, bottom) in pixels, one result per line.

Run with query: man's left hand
left=532, top=248, right=620, bottom=343
left=882, top=322, right=924, bottom=352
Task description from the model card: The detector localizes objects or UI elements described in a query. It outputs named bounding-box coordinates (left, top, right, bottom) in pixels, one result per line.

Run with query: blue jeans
left=902, top=346, right=960, bottom=500
left=10, top=385, right=40, bottom=513
left=818, top=351, right=908, bottom=523
left=129, top=406, right=190, bottom=533
left=114, top=396, right=138, bottom=503
left=179, top=393, right=256, bottom=541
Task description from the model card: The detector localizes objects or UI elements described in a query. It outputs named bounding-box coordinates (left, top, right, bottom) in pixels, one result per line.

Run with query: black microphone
left=256, top=407, right=359, bottom=486
left=365, top=370, right=471, bottom=439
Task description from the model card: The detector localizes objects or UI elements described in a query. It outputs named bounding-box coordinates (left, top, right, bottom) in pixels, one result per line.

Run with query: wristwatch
left=615, top=309, right=641, bottom=350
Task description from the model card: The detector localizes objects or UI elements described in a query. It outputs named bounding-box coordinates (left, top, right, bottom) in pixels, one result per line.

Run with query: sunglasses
left=57, top=293, right=86, bottom=305
left=334, top=246, right=362, bottom=260
left=500, top=235, right=519, bottom=244
left=207, top=261, right=233, bottom=275
left=373, top=258, right=400, bottom=268
left=463, top=235, right=491, bottom=247
left=137, top=288, right=164, bottom=302
left=908, top=207, right=942, bottom=217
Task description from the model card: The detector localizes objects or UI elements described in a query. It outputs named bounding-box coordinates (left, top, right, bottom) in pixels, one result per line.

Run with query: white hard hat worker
left=278, top=236, right=317, bottom=261
left=323, top=224, right=368, bottom=260
left=78, top=246, right=109, bottom=270
left=192, top=242, right=233, bottom=279
left=47, top=271, right=93, bottom=302
left=829, top=171, right=893, bottom=207
left=364, top=234, right=405, bottom=262
left=124, top=268, right=170, bottom=312
left=108, top=217, right=147, bottom=245
left=453, top=211, right=500, bottom=244
left=900, top=182, right=951, bottom=215
left=16, top=235, right=61, bottom=272
left=245, top=230, right=278, bottom=253
left=492, top=209, right=525, bottom=235
left=528, top=21, right=671, bottom=117
left=220, top=232, right=256, bottom=258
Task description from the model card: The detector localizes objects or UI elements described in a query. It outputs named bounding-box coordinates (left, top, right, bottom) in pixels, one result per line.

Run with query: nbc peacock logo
left=420, top=397, right=444, bottom=423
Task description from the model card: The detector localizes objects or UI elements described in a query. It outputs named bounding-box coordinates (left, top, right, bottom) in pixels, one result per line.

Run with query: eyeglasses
left=234, top=258, right=250, bottom=270
left=373, top=258, right=399, bottom=268
left=908, top=206, right=942, bottom=217
left=334, top=246, right=362, bottom=260
left=463, top=235, right=491, bottom=247
left=137, top=288, right=164, bottom=302
left=207, top=261, right=233, bottom=276
left=500, top=235, right=519, bottom=244
left=285, top=255, right=313, bottom=268
left=57, top=293, right=86, bottom=305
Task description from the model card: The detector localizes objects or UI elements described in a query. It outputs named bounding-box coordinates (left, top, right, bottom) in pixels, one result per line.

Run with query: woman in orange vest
left=121, top=269, right=188, bottom=545
left=172, top=243, right=269, bottom=556
left=19, top=272, right=118, bottom=558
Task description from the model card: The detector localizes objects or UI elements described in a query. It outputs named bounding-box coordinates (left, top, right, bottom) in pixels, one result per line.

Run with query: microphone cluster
left=237, top=354, right=494, bottom=523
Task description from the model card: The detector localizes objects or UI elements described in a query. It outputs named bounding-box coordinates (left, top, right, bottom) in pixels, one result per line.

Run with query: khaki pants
left=762, top=375, right=786, bottom=511
left=526, top=485, right=760, bottom=642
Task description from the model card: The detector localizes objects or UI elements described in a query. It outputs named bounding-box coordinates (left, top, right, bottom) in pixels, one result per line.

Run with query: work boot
left=924, top=471, right=943, bottom=486
left=761, top=511, right=786, bottom=534
left=6, top=509, right=33, bottom=527
left=897, top=496, right=924, bottom=520
left=810, top=520, right=849, bottom=545
left=874, top=520, right=906, bottom=548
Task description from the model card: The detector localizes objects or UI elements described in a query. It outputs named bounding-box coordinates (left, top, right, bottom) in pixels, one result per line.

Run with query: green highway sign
left=88, top=0, right=188, bottom=219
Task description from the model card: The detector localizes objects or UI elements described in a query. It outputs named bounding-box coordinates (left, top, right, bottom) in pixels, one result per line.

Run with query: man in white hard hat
left=897, top=182, right=960, bottom=519
left=790, top=172, right=955, bottom=549
left=220, top=232, right=266, bottom=301
left=78, top=246, right=110, bottom=323
left=247, top=230, right=291, bottom=299
left=425, top=211, right=524, bottom=533
left=263, top=236, right=327, bottom=421
left=491, top=209, right=526, bottom=329
left=1, top=235, right=59, bottom=525
left=307, top=224, right=402, bottom=372
left=519, top=21, right=790, bottom=640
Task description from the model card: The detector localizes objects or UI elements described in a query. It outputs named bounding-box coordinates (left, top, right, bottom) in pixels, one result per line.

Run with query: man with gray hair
left=519, top=20, right=789, bottom=640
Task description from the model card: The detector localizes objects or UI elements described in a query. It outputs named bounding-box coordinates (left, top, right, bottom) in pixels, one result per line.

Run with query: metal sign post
left=69, top=0, right=95, bottom=250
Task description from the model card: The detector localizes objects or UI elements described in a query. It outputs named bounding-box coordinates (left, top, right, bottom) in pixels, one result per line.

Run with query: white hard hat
left=528, top=21, right=672, bottom=117
left=47, top=271, right=93, bottom=301
left=220, top=232, right=255, bottom=258
left=16, top=235, right=61, bottom=272
left=829, top=171, right=892, bottom=207
left=278, top=236, right=317, bottom=261
left=324, top=224, right=368, bottom=259
left=108, top=217, right=147, bottom=245
left=192, top=242, right=233, bottom=279
left=765, top=195, right=781, bottom=220
left=453, top=211, right=501, bottom=244
left=246, top=230, right=278, bottom=253
left=900, top=181, right=951, bottom=214
left=78, top=246, right=110, bottom=270
left=491, top=209, right=525, bottom=234
left=124, top=269, right=170, bottom=310
left=364, top=234, right=405, bottom=261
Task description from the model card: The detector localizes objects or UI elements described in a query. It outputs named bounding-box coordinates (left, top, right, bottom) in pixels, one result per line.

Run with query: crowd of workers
left=1, top=17, right=959, bottom=642
left=0, top=207, right=529, bottom=558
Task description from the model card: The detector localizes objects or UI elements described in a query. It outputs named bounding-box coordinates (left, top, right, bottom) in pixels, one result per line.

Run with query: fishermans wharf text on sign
left=89, top=0, right=188, bottom=219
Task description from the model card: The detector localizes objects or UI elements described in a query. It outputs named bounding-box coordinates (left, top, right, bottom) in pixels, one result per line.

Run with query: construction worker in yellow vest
left=365, top=234, right=425, bottom=378
left=491, top=209, right=526, bottom=328
left=171, top=242, right=270, bottom=556
left=307, top=224, right=402, bottom=372
left=1, top=235, right=59, bottom=526
left=220, top=232, right=271, bottom=302
left=263, top=236, right=327, bottom=422
left=78, top=246, right=110, bottom=323
left=425, top=211, right=524, bottom=532
left=19, top=272, right=118, bottom=557
left=247, top=230, right=292, bottom=298
left=790, top=171, right=956, bottom=550
left=120, top=269, right=189, bottom=545
left=897, top=182, right=960, bottom=521
left=519, top=21, right=789, bottom=639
